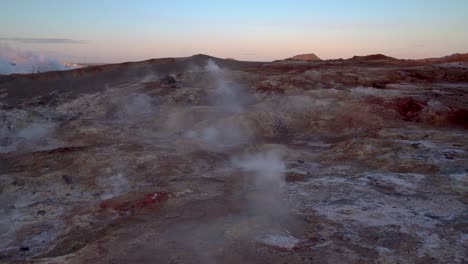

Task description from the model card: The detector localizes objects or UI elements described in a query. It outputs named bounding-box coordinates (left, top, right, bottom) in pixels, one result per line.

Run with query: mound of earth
left=286, top=53, right=321, bottom=61
left=428, top=53, right=468, bottom=63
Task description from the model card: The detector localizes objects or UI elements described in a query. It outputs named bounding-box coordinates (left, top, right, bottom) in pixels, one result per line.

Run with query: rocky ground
left=0, top=55, right=467, bottom=263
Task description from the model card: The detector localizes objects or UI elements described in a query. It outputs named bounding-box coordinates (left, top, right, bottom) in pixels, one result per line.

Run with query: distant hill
left=350, top=54, right=398, bottom=61
left=286, top=53, right=321, bottom=61
left=442, top=53, right=468, bottom=62
left=423, top=53, right=468, bottom=63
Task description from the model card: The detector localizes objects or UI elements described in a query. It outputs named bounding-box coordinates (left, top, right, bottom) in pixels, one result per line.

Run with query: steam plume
left=0, top=45, right=76, bottom=74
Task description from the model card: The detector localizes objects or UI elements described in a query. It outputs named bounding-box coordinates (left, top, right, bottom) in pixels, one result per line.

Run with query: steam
left=233, top=149, right=286, bottom=189
left=117, top=93, right=157, bottom=119
left=140, top=71, right=159, bottom=83
left=205, top=59, right=221, bottom=72
left=16, top=123, right=54, bottom=141
left=232, top=147, right=288, bottom=217
left=186, top=120, right=252, bottom=151
left=258, top=233, right=300, bottom=249
left=205, top=59, right=250, bottom=113
left=183, top=60, right=253, bottom=151
left=98, top=173, right=129, bottom=200
left=0, top=45, right=75, bottom=75
left=0, top=109, right=57, bottom=153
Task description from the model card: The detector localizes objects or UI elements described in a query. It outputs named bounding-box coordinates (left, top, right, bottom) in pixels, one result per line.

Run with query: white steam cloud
left=0, top=109, right=58, bottom=153
left=0, top=45, right=76, bottom=75
left=186, top=120, right=251, bottom=151
left=232, top=147, right=288, bottom=217
left=98, top=173, right=130, bottom=200
left=183, top=60, right=253, bottom=151
left=118, top=93, right=157, bottom=119
left=205, top=59, right=250, bottom=113
left=233, top=148, right=286, bottom=190
left=232, top=147, right=296, bottom=246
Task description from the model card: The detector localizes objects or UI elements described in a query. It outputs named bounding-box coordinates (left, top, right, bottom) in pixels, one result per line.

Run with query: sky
left=1, top=0, right=467, bottom=62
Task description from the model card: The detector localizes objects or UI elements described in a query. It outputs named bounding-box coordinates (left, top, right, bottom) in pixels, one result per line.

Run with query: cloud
left=0, top=37, right=85, bottom=44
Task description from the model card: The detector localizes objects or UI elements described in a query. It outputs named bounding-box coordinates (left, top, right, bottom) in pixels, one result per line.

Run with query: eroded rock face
left=0, top=56, right=467, bottom=264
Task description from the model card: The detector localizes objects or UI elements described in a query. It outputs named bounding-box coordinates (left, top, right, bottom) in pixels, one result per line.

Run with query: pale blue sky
left=1, top=0, right=467, bottom=62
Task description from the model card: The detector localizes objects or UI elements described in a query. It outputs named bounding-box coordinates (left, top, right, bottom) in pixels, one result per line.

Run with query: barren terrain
left=0, top=54, right=467, bottom=263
